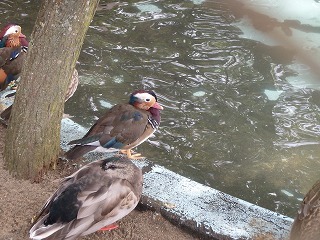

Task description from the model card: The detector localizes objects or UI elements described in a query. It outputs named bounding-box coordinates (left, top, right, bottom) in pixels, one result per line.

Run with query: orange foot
left=99, top=223, right=119, bottom=231
left=120, top=149, right=144, bottom=160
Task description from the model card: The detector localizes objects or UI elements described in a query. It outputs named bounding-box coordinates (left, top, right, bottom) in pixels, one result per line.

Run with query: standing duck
left=290, top=180, right=320, bottom=240
left=0, top=24, right=28, bottom=90
left=65, top=90, right=163, bottom=160
left=29, top=156, right=143, bottom=240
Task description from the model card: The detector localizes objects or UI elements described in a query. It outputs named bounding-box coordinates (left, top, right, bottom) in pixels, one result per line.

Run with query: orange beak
left=152, top=102, right=163, bottom=110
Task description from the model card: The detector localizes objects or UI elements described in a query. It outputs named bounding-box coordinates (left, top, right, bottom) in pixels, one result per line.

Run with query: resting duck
left=290, top=180, right=320, bottom=240
left=29, top=156, right=143, bottom=240
left=65, top=90, right=163, bottom=160
left=0, top=24, right=28, bottom=90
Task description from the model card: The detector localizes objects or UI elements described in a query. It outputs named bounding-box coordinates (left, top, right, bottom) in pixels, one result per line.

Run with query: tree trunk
left=4, top=0, right=99, bottom=181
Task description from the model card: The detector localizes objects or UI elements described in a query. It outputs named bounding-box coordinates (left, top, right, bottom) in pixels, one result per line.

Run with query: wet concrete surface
left=60, top=118, right=293, bottom=240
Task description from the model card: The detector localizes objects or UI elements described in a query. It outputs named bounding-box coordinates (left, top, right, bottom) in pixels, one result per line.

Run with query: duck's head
left=0, top=24, right=28, bottom=47
left=100, top=156, right=141, bottom=179
left=129, top=90, right=163, bottom=111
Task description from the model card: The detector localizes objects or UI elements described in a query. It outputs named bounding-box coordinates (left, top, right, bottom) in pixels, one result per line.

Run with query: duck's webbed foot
left=120, top=149, right=144, bottom=160
left=99, top=223, right=119, bottom=231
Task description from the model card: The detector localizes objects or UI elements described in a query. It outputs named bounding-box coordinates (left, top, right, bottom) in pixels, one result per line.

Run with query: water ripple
left=5, top=0, right=320, bottom=218
left=273, top=89, right=320, bottom=147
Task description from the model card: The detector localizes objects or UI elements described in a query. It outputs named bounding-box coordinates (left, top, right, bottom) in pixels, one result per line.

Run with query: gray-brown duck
left=29, top=156, right=143, bottom=240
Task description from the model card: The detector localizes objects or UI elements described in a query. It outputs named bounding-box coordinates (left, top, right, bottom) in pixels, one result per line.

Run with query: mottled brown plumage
left=30, top=156, right=143, bottom=240
left=65, top=69, right=79, bottom=102
left=65, top=90, right=163, bottom=160
left=290, top=180, right=320, bottom=240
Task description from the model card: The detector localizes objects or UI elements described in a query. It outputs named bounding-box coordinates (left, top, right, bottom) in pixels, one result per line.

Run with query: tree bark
left=4, top=0, right=99, bottom=181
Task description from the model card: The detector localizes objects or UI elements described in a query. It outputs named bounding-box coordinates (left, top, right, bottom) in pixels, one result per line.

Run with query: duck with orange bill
left=65, top=90, right=163, bottom=160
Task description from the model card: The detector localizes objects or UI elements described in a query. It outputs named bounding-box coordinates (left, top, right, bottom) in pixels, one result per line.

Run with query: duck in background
left=64, top=69, right=79, bottom=102
left=0, top=23, right=79, bottom=125
left=30, top=156, right=143, bottom=240
left=65, top=89, right=163, bottom=160
left=290, top=180, right=320, bottom=240
left=0, top=23, right=28, bottom=91
left=0, top=23, right=28, bottom=47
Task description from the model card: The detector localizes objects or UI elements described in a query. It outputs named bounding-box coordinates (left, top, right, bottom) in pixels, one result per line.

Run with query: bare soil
left=0, top=125, right=200, bottom=240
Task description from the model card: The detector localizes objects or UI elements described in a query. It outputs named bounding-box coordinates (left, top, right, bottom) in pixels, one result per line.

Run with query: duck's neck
left=148, top=107, right=161, bottom=128
left=19, top=37, right=28, bottom=47
left=6, top=36, right=21, bottom=47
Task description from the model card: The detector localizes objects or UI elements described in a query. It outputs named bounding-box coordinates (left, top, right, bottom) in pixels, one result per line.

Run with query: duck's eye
left=107, top=164, right=117, bottom=170
left=146, top=98, right=151, bottom=102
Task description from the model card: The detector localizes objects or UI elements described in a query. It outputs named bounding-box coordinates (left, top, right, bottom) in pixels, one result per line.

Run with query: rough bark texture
left=4, top=0, right=99, bottom=181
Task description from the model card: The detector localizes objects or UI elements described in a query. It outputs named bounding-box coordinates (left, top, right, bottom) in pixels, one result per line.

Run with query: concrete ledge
left=60, top=118, right=293, bottom=240
left=138, top=162, right=292, bottom=239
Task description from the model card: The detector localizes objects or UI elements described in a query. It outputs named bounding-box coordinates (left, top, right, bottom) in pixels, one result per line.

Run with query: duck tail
left=65, top=145, right=97, bottom=160
left=29, top=214, right=62, bottom=240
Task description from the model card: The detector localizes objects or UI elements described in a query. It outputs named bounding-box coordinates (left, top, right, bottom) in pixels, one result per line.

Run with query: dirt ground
left=0, top=125, right=200, bottom=240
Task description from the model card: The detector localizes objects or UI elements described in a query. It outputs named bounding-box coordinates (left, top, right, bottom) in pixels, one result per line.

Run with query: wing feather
left=79, top=180, right=139, bottom=236
left=69, top=104, right=150, bottom=148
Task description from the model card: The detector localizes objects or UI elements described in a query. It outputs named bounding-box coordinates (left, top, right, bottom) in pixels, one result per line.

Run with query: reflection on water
left=1, top=0, right=320, bottom=217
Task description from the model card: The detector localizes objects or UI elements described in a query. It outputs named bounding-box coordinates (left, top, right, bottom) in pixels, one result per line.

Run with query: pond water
left=1, top=0, right=320, bottom=218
